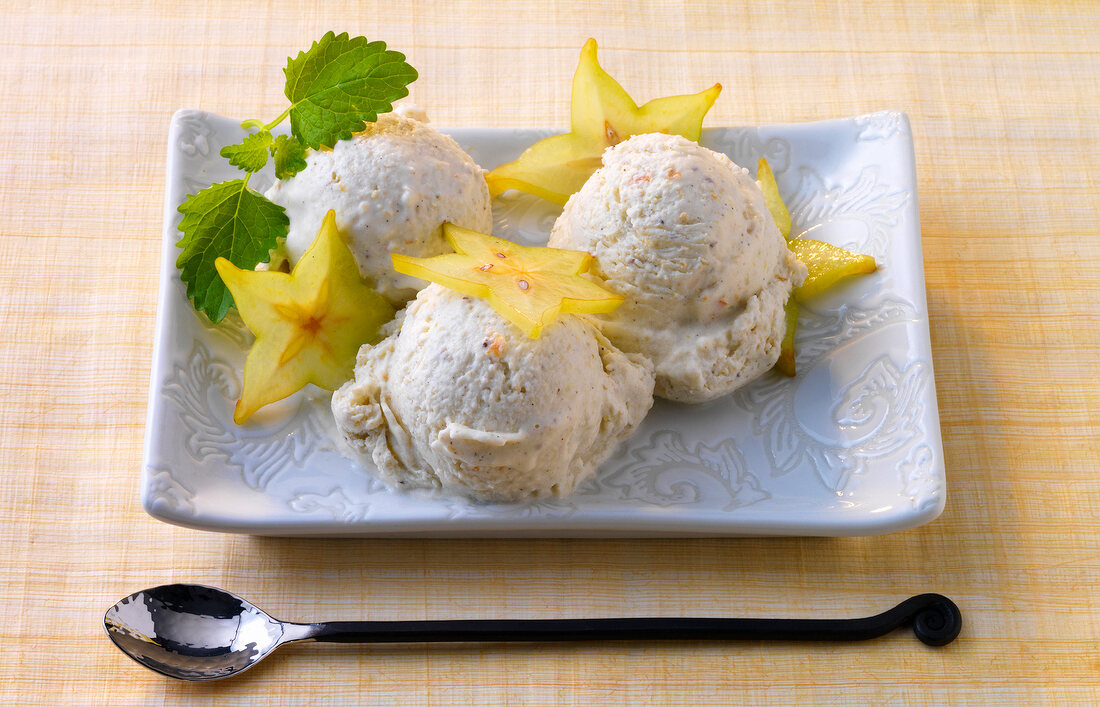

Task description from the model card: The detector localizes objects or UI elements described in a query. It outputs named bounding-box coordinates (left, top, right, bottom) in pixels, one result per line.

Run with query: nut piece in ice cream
left=332, top=284, right=655, bottom=502
left=549, top=133, right=807, bottom=403
left=265, top=112, right=492, bottom=306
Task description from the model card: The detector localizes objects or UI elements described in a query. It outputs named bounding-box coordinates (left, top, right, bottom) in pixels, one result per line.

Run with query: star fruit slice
left=789, top=239, right=878, bottom=302
left=391, top=223, right=623, bottom=338
left=215, top=210, right=394, bottom=423
left=758, top=157, right=791, bottom=239
left=776, top=299, right=800, bottom=378
left=486, top=39, right=722, bottom=205
left=775, top=240, right=878, bottom=376
left=757, top=157, right=799, bottom=376
left=756, top=158, right=878, bottom=377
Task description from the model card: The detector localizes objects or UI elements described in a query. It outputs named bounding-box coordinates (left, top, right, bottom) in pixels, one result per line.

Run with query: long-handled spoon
left=105, top=584, right=961, bottom=681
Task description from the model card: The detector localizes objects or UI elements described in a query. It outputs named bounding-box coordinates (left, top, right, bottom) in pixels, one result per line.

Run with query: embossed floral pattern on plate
left=142, top=110, right=944, bottom=536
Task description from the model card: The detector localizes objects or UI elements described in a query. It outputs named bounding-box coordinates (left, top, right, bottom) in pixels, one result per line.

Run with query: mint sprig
left=175, top=33, right=418, bottom=322
left=270, top=134, right=308, bottom=179
left=176, top=180, right=289, bottom=322
left=283, top=32, right=419, bottom=149
left=220, top=130, right=274, bottom=172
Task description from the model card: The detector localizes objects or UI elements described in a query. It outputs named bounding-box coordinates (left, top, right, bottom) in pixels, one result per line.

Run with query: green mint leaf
left=176, top=180, right=289, bottom=322
left=283, top=31, right=418, bottom=149
left=270, top=134, right=308, bottom=179
left=219, top=130, right=274, bottom=172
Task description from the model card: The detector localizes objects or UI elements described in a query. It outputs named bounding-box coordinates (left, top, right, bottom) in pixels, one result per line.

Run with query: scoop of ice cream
left=392, top=102, right=429, bottom=123
left=549, top=133, right=806, bottom=403
left=332, top=284, right=654, bottom=502
left=265, top=112, right=492, bottom=306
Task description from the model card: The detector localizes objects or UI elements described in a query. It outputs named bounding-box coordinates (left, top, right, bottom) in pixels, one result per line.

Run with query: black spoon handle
left=309, top=593, right=960, bottom=647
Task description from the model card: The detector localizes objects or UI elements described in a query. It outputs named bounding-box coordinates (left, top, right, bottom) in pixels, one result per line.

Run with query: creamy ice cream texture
left=549, top=133, right=806, bottom=403
left=265, top=112, right=492, bottom=306
left=332, top=284, right=654, bottom=502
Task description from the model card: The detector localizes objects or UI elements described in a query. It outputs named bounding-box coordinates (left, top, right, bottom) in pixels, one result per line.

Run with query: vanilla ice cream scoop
left=332, top=284, right=654, bottom=502
left=549, top=133, right=806, bottom=403
left=265, top=113, right=492, bottom=306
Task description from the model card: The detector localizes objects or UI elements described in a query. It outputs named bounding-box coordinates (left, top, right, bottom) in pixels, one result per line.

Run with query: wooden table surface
left=1, top=1, right=1097, bottom=704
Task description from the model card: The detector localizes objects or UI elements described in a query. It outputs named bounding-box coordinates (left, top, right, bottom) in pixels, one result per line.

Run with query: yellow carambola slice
left=392, top=223, right=623, bottom=338
left=789, top=239, right=878, bottom=301
left=758, top=157, right=791, bottom=239
left=486, top=39, right=721, bottom=205
left=215, top=210, right=393, bottom=423
left=757, top=158, right=877, bottom=376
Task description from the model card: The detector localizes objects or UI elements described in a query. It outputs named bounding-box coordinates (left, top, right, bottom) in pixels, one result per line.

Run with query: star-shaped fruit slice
left=486, top=39, right=721, bottom=205
left=776, top=299, right=801, bottom=378
left=756, top=159, right=878, bottom=376
left=788, top=239, right=878, bottom=302
left=391, top=223, right=623, bottom=338
left=215, top=210, right=394, bottom=423
left=758, top=158, right=791, bottom=239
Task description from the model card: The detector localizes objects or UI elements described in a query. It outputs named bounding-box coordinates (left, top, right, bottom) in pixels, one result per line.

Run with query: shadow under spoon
left=105, top=584, right=962, bottom=681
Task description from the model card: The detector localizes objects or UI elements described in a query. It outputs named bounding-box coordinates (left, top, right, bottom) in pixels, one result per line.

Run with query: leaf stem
left=240, top=118, right=267, bottom=132
left=265, top=107, right=292, bottom=131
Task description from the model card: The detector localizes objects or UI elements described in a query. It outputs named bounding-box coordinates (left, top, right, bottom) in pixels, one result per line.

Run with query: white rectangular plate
left=143, top=109, right=944, bottom=536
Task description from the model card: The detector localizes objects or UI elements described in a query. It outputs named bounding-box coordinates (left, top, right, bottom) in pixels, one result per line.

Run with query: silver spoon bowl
left=105, top=584, right=961, bottom=681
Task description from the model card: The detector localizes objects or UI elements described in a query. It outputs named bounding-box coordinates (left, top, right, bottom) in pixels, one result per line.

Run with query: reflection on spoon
left=105, top=584, right=961, bottom=681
